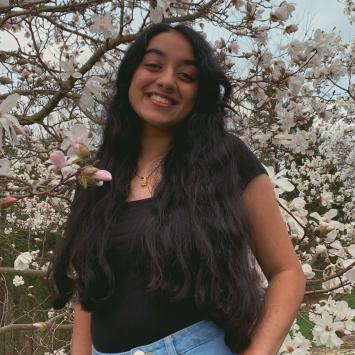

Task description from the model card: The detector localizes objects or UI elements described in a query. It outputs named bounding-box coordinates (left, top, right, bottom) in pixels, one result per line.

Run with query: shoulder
left=225, top=133, right=268, bottom=191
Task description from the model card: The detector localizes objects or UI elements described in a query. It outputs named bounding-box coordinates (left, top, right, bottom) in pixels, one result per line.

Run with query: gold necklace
left=136, top=162, right=162, bottom=188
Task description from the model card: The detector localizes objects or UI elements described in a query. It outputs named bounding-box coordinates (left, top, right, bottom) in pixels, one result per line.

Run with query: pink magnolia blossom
left=92, top=169, right=112, bottom=182
left=80, top=166, right=112, bottom=187
left=49, top=150, right=67, bottom=171
left=33, top=322, right=47, bottom=329
left=0, top=196, right=17, bottom=209
left=61, top=123, right=90, bottom=158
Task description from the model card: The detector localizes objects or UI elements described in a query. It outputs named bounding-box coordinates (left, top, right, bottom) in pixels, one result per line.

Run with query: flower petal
left=0, top=158, right=10, bottom=175
left=0, top=93, right=19, bottom=113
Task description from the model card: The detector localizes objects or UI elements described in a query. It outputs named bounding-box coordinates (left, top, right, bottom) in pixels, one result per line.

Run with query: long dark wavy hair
left=48, top=23, right=264, bottom=352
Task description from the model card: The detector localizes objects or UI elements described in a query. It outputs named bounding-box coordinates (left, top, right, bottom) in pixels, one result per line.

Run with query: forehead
left=145, top=31, right=195, bottom=62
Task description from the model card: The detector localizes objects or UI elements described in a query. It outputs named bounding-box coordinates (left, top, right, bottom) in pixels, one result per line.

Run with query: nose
left=156, top=67, right=176, bottom=91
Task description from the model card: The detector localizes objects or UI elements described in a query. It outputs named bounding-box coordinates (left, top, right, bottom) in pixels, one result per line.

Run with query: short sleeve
left=228, top=133, right=268, bottom=191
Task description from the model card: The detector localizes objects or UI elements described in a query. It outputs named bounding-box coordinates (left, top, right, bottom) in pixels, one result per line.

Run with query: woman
left=49, top=23, right=305, bottom=355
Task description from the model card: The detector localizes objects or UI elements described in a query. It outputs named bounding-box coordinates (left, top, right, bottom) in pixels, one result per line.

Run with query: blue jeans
left=92, top=319, right=236, bottom=354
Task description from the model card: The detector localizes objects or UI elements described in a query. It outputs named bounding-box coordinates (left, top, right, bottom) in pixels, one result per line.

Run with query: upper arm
left=72, top=303, right=92, bottom=355
left=241, top=174, right=302, bottom=281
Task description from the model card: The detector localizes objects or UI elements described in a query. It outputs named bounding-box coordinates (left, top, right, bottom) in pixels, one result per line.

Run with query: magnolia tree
left=0, top=0, right=354, bottom=353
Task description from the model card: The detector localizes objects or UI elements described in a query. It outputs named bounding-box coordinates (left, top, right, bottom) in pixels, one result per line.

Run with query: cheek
left=128, top=76, right=140, bottom=106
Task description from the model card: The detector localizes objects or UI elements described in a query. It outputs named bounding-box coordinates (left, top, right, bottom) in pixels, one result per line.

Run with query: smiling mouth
left=148, top=94, right=177, bottom=107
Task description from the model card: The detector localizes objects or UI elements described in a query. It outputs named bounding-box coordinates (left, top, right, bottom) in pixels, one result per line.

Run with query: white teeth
left=150, top=94, right=173, bottom=105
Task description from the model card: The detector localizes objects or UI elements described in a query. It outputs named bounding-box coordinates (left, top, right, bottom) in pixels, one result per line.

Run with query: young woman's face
left=128, top=31, right=198, bottom=129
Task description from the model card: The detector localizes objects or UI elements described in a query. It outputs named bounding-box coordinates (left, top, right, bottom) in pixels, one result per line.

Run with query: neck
left=138, top=124, right=172, bottom=172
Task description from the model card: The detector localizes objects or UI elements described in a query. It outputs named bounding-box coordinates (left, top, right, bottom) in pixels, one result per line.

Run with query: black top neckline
left=124, top=197, right=153, bottom=206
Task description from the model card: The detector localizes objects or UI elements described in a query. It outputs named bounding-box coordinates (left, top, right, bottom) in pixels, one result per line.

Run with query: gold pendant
left=140, top=177, right=148, bottom=187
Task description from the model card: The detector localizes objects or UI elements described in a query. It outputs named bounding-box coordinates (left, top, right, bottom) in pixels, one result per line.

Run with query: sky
left=291, top=0, right=353, bottom=42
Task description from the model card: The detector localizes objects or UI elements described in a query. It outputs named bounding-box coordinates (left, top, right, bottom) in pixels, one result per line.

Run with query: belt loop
left=164, top=335, right=178, bottom=355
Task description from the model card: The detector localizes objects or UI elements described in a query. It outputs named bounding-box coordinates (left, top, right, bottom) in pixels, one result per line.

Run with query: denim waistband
left=92, top=319, right=227, bottom=355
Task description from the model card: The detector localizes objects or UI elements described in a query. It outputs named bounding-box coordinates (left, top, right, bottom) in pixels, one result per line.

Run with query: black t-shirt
left=91, top=134, right=268, bottom=352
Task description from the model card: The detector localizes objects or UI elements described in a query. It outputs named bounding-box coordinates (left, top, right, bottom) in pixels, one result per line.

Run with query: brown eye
left=178, top=72, right=195, bottom=82
left=144, top=63, right=161, bottom=70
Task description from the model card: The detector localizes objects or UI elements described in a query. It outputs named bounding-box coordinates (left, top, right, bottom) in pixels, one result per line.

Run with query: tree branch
left=0, top=267, right=46, bottom=278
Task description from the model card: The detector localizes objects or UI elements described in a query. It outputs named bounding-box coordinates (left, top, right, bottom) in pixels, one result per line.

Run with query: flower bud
left=284, top=24, right=298, bottom=34
left=317, top=223, right=333, bottom=236
left=33, top=322, right=47, bottom=330
left=92, top=170, right=112, bottom=182
left=0, top=196, right=17, bottom=209
left=72, top=143, right=91, bottom=160
left=81, top=165, right=98, bottom=177
left=80, top=166, right=112, bottom=188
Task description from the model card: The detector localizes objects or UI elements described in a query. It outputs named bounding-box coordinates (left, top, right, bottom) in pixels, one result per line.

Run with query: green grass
left=343, top=292, right=355, bottom=308
left=297, top=312, right=314, bottom=339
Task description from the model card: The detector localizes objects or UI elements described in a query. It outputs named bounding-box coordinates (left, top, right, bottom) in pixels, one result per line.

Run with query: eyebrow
left=143, top=48, right=197, bottom=66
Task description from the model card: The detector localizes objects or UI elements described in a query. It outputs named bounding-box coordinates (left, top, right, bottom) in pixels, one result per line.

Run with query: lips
left=147, top=92, right=178, bottom=106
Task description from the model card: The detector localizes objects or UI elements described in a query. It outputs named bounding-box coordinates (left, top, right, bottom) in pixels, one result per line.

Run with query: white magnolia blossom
left=150, top=0, right=170, bottom=23
left=79, top=77, right=106, bottom=110
left=60, top=58, right=82, bottom=81
left=0, top=158, right=10, bottom=175
left=0, top=93, right=24, bottom=150
left=313, top=297, right=335, bottom=316
left=312, top=29, right=342, bottom=57
left=310, top=297, right=355, bottom=346
left=275, top=105, right=296, bottom=132
left=14, top=252, right=33, bottom=270
left=264, top=166, right=295, bottom=195
left=329, top=240, right=347, bottom=258
left=311, top=311, right=344, bottom=349
left=13, top=275, right=25, bottom=287
left=321, top=264, right=350, bottom=293
left=332, top=300, right=355, bottom=322
left=270, top=1, right=295, bottom=23
left=273, top=131, right=309, bottom=155
left=288, top=75, right=304, bottom=95
left=279, top=332, right=311, bottom=354
left=282, top=197, right=308, bottom=238
left=89, top=13, right=116, bottom=38
left=272, top=60, right=286, bottom=80
left=320, top=191, right=333, bottom=207
left=309, top=209, right=345, bottom=232
left=302, top=263, right=315, bottom=279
